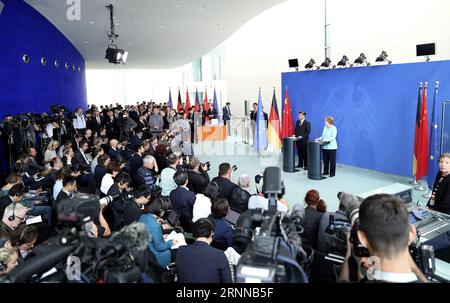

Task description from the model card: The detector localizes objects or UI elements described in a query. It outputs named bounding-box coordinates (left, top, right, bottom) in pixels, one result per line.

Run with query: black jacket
left=74, top=150, right=90, bottom=172
left=301, top=206, right=323, bottom=250
left=429, top=173, right=450, bottom=214
left=0, top=195, right=13, bottom=219
left=94, top=166, right=107, bottom=188
left=176, top=241, right=233, bottom=283
left=169, top=186, right=196, bottom=221
left=56, top=190, right=72, bottom=204
left=187, top=170, right=210, bottom=195
left=295, top=119, right=311, bottom=145
left=211, top=176, right=238, bottom=202
left=123, top=200, right=143, bottom=226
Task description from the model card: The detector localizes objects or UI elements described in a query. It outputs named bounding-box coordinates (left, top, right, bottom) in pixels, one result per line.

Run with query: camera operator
left=338, top=193, right=425, bottom=283
left=248, top=171, right=289, bottom=212
left=187, top=158, right=210, bottom=195
left=1, top=115, right=20, bottom=172
left=211, top=163, right=238, bottom=202
left=104, top=173, right=132, bottom=231
left=72, top=108, right=87, bottom=134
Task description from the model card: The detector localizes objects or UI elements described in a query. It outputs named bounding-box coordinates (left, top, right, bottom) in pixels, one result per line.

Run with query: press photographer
left=187, top=157, right=210, bottom=195
left=233, top=166, right=310, bottom=283
left=337, top=192, right=428, bottom=283
left=1, top=194, right=151, bottom=283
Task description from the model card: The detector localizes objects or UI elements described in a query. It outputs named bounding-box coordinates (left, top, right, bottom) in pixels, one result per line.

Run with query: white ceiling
left=25, top=0, right=285, bottom=69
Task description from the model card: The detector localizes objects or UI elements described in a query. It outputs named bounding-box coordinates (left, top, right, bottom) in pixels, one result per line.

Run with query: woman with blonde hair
left=318, top=116, right=337, bottom=177
left=44, top=140, right=59, bottom=168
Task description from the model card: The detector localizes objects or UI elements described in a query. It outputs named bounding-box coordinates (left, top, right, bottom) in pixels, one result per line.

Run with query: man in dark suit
left=55, top=176, right=77, bottom=204
left=90, top=111, right=104, bottom=135
left=294, top=112, right=311, bottom=169
left=169, top=171, right=196, bottom=231
left=74, top=140, right=91, bottom=173
left=123, top=188, right=151, bottom=226
left=127, top=144, right=144, bottom=176
left=0, top=184, right=26, bottom=219
left=130, top=128, right=144, bottom=147
left=187, top=158, right=210, bottom=195
left=207, top=107, right=218, bottom=120
left=24, top=147, right=47, bottom=176
left=222, top=102, right=232, bottom=135
left=211, top=163, right=238, bottom=202
left=176, top=218, right=233, bottom=283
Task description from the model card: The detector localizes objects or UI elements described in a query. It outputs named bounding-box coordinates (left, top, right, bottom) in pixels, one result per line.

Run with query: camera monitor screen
left=225, top=209, right=240, bottom=226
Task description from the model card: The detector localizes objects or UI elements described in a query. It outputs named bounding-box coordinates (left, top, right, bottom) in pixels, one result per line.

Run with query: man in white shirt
left=159, top=153, right=179, bottom=197
left=247, top=173, right=289, bottom=212
left=73, top=108, right=87, bottom=133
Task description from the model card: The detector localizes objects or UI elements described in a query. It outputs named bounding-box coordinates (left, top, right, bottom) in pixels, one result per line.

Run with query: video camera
left=1, top=194, right=150, bottom=283
left=233, top=167, right=309, bottom=283
left=332, top=192, right=436, bottom=278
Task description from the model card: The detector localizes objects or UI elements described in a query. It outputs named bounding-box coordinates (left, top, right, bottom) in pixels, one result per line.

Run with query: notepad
left=164, top=231, right=187, bottom=249
left=26, top=215, right=43, bottom=225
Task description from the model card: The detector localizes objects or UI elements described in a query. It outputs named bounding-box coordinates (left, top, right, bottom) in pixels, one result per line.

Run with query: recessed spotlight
left=160, top=24, right=166, bottom=29
left=177, top=4, right=182, bottom=8
left=128, top=42, right=132, bottom=45
left=200, top=6, right=205, bottom=10
left=168, top=43, right=172, bottom=47
left=89, top=21, right=95, bottom=24
left=84, top=40, right=89, bottom=44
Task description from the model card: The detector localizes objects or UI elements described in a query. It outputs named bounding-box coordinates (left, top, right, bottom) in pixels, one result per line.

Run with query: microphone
left=108, top=222, right=150, bottom=258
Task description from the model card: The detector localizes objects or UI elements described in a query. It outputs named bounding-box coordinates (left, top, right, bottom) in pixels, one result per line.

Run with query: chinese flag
left=416, top=83, right=429, bottom=180
left=281, top=87, right=294, bottom=138
left=185, top=88, right=191, bottom=113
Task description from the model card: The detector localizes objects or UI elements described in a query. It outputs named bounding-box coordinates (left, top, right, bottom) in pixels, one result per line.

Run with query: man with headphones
left=1, top=202, right=28, bottom=238
left=176, top=218, right=233, bottom=283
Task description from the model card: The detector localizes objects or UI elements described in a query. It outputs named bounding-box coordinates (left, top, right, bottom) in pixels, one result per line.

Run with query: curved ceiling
left=25, top=0, right=285, bottom=69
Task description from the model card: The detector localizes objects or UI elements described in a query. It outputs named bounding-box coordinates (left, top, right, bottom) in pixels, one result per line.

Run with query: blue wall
left=282, top=60, right=450, bottom=177
left=0, top=0, right=87, bottom=117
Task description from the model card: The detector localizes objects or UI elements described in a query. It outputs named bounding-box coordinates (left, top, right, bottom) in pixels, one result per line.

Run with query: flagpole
left=415, top=82, right=428, bottom=191
left=410, top=82, right=423, bottom=185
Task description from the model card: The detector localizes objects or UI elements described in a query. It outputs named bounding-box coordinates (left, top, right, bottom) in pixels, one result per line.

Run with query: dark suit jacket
left=211, top=176, right=238, bottom=202
left=187, top=170, right=210, bottom=194
left=108, top=147, right=120, bottom=160
left=222, top=106, right=231, bottom=121
left=56, top=190, right=72, bottom=204
left=176, top=241, right=233, bottom=283
left=207, top=108, right=218, bottom=120
left=0, top=195, right=13, bottom=220
left=429, top=173, right=450, bottom=214
left=301, top=207, right=323, bottom=250
left=295, top=119, right=311, bottom=145
left=123, top=200, right=143, bottom=226
left=74, top=150, right=90, bottom=172
left=169, top=186, right=196, bottom=221
left=94, top=166, right=107, bottom=188
left=88, top=116, right=103, bottom=134
left=130, top=135, right=143, bottom=147
left=104, top=184, right=127, bottom=231
left=128, top=153, right=143, bottom=176
left=25, top=157, right=45, bottom=176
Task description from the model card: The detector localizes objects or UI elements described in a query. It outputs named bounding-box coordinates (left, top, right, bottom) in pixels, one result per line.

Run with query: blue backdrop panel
left=0, top=0, right=87, bottom=117
left=282, top=61, right=450, bottom=177
left=442, top=101, right=450, bottom=154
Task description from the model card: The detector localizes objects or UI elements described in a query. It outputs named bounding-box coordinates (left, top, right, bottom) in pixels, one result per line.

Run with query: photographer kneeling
left=338, top=193, right=425, bottom=283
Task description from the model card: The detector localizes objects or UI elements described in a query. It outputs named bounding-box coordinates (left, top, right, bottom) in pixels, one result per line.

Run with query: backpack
left=229, top=187, right=251, bottom=213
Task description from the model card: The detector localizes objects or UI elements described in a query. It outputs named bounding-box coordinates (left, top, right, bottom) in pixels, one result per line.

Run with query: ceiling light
left=319, top=58, right=334, bottom=69
left=375, top=51, right=392, bottom=64
left=354, top=53, right=370, bottom=66
left=337, top=55, right=351, bottom=67
left=89, top=21, right=95, bottom=24
left=304, top=59, right=316, bottom=70
left=105, top=5, right=128, bottom=65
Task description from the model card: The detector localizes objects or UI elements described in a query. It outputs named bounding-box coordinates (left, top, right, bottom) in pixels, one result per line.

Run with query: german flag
left=267, top=88, right=281, bottom=152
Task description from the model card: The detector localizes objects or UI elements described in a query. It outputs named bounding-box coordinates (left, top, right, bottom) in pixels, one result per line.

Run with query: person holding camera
left=187, top=158, right=210, bottom=195
left=338, top=193, right=425, bottom=283
left=211, top=163, right=238, bottom=203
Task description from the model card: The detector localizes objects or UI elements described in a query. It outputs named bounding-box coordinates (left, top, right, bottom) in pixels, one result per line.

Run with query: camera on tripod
left=233, top=167, right=309, bottom=283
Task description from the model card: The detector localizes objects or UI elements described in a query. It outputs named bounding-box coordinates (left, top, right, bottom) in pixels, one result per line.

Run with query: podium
left=307, top=140, right=325, bottom=180
left=283, top=136, right=301, bottom=173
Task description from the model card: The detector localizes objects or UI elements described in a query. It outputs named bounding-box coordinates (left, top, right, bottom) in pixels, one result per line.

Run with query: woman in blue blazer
left=139, top=198, right=177, bottom=267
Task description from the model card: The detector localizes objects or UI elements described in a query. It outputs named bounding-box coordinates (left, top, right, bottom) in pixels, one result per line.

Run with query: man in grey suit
left=148, top=107, right=164, bottom=137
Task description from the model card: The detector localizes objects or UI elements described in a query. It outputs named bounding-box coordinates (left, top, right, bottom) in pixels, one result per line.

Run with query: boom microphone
left=108, top=222, right=150, bottom=257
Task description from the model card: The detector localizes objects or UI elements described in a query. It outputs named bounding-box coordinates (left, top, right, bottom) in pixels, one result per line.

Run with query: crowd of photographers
left=0, top=102, right=432, bottom=283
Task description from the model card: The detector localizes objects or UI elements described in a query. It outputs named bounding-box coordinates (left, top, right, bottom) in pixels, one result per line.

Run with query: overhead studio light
left=354, top=53, right=370, bottom=66
left=319, top=57, right=334, bottom=69
left=375, top=51, right=392, bottom=64
left=304, top=59, right=316, bottom=70
left=337, top=55, right=352, bottom=67
left=105, top=4, right=128, bottom=65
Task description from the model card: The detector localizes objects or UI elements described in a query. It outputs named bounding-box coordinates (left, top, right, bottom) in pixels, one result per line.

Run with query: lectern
left=283, top=136, right=301, bottom=173
left=307, top=140, right=325, bottom=180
